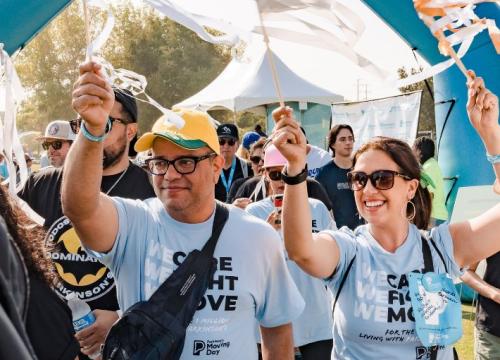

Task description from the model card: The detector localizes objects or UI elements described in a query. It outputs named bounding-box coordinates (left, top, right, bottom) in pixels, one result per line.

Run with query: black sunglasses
left=42, top=140, right=65, bottom=151
left=268, top=170, right=283, bottom=181
left=347, top=170, right=412, bottom=191
left=250, top=156, right=262, bottom=164
left=69, top=116, right=129, bottom=134
left=219, top=138, right=236, bottom=146
left=145, top=153, right=216, bottom=176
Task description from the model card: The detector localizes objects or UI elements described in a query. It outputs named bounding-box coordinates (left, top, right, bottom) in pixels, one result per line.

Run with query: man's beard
left=103, top=141, right=127, bottom=169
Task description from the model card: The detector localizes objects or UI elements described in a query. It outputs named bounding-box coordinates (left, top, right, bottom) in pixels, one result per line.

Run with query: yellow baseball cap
left=135, top=109, right=220, bottom=155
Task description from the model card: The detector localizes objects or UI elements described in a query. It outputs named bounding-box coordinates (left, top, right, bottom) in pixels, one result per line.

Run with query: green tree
left=14, top=2, right=230, bottom=134
left=398, top=67, right=436, bottom=135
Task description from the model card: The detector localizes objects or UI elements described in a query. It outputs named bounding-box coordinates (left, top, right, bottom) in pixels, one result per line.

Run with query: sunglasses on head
left=268, top=170, right=283, bottom=181
left=69, top=116, right=129, bottom=135
left=250, top=155, right=262, bottom=164
left=42, top=140, right=65, bottom=151
left=219, top=138, right=236, bottom=146
left=347, top=170, right=412, bottom=191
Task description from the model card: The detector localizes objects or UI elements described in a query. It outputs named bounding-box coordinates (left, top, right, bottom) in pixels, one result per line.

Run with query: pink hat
left=263, top=144, right=287, bottom=168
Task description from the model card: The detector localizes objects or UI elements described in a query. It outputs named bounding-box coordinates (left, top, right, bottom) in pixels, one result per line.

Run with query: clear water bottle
left=66, top=293, right=99, bottom=359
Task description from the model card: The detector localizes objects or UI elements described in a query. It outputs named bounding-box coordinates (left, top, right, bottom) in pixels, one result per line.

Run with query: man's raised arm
left=61, top=61, right=118, bottom=253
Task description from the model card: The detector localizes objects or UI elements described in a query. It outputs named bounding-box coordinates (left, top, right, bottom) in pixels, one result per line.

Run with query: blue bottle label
left=73, top=312, right=96, bottom=331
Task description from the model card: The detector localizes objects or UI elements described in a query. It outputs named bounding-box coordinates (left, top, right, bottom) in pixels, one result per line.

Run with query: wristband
left=486, top=152, right=500, bottom=164
left=80, top=117, right=112, bottom=142
left=281, top=165, right=308, bottom=185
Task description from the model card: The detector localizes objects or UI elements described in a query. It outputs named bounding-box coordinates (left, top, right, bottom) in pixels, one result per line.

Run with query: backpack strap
left=332, top=255, right=356, bottom=316
left=420, top=234, right=452, bottom=360
left=200, top=202, right=229, bottom=258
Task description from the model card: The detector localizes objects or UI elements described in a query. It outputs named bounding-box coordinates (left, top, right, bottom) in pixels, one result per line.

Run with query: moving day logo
left=193, top=340, right=230, bottom=356
left=45, top=216, right=115, bottom=301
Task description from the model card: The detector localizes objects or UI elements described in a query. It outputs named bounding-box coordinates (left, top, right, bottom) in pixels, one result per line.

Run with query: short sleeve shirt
left=86, top=199, right=304, bottom=359
left=247, top=197, right=335, bottom=346
left=323, top=224, right=462, bottom=360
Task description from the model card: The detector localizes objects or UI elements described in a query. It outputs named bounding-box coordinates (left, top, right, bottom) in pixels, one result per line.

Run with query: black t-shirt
left=19, top=163, right=155, bottom=311
left=476, top=252, right=500, bottom=337
left=232, top=176, right=333, bottom=211
left=215, top=157, right=252, bottom=202
left=315, top=160, right=364, bottom=230
left=26, top=274, right=80, bottom=360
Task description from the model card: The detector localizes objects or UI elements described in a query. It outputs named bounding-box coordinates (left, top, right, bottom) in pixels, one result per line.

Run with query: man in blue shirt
left=63, top=61, right=304, bottom=360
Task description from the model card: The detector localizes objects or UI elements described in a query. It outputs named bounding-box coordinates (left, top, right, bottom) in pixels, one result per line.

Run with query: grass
left=455, top=303, right=475, bottom=359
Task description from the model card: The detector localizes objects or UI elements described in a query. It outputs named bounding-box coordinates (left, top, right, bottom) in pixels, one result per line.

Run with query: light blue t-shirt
left=247, top=197, right=335, bottom=346
left=86, top=198, right=304, bottom=360
left=323, top=224, right=463, bottom=360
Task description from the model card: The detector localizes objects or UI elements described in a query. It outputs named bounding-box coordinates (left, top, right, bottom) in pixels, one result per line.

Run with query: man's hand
left=232, top=197, right=252, bottom=209
left=72, top=61, right=114, bottom=134
left=271, top=107, right=307, bottom=175
left=75, top=309, right=119, bottom=358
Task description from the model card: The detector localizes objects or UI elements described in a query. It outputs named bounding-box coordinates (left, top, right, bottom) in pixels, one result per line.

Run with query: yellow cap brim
left=135, top=132, right=213, bottom=153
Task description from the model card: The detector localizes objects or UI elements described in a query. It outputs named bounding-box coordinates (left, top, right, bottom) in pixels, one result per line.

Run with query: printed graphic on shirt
left=354, top=262, right=417, bottom=324
left=46, top=216, right=115, bottom=301
left=144, top=243, right=240, bottom=357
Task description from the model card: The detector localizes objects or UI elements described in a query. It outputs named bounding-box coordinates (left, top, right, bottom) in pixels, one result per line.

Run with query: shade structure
left=0, top=0, right=72, bottom=55
left=175, top=41, right=344, bottom=112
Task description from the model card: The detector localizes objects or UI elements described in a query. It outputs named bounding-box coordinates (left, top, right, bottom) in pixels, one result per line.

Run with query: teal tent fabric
left=0, top=0, right=72, bottom=55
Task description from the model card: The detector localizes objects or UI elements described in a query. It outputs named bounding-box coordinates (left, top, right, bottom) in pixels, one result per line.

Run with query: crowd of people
left=0, top=61, right=499, bottom=360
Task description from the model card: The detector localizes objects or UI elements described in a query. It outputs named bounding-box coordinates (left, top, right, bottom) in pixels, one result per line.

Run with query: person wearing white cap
left=38, top=120, right=76, bottom=167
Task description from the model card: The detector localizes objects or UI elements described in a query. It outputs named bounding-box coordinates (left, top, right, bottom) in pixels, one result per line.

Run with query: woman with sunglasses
left=246, top=144, right=336, bottom=360
left=273, top=74, right=500, bottom=359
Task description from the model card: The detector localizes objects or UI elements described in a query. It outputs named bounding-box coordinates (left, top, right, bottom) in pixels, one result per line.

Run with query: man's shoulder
left=32, top=166, right=62, bottom=180
left=229, top=203, right=274, bottom=231
left=245, top=197, right=272, bottom=215
left=21, top=166, right=62, bottom=193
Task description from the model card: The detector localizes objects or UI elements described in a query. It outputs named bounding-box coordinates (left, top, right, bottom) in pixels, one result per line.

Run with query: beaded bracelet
left=80, top=117, right=112, bottom=142
left=486, top=153, right=500, bottom=165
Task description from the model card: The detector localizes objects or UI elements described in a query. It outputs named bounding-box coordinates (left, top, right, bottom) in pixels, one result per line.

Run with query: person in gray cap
left=38, top=120, right=76, bottom=167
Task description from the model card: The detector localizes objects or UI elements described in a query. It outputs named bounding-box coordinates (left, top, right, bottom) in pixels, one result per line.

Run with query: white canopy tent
left=175, top=41, right=344, bottom=112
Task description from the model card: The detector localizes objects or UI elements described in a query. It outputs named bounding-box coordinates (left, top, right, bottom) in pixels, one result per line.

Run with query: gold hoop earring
left=407, top=200, right=416, bottom=222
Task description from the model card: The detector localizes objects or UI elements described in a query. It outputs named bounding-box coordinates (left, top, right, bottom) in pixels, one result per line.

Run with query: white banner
left=331, top=91, right=422, bottom=150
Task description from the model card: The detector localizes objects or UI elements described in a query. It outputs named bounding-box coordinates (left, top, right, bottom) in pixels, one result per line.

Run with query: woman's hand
left=271, top=107, right=307, bottom=175
left=466, top=71, right=500, bottom=155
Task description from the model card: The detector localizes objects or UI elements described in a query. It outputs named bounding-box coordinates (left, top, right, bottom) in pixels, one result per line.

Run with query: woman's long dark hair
left=352, top=137, right=432, bottom=229
left=0, top=185, right=56, bottom=284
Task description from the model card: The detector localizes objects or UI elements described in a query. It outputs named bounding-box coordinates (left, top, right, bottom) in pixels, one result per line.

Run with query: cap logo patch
left=49, top=124, right=60, bottom=136
left=222, top=126, right=231, bottom=134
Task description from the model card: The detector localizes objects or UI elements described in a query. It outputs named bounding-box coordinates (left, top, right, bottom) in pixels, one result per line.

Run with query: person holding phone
left=246, top=144, right=336, bottom=359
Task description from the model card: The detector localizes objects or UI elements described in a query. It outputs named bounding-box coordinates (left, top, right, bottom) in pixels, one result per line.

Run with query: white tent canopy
left=175, top=42, right=343, bottom=112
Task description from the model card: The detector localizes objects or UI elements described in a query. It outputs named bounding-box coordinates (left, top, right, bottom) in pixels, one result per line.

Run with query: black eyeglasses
left=42, top=140, right=65, bottom=151
left=250, top=156, right=263, bottom=164
left=145, top=153, right=216, bottom=175
left=69, top=116, right=129, bottom=134
left=347, top=170, right=412, bottom=191
left=219, top=138, right=236, bottom=146
left=268, top=170, right=283, bottom=181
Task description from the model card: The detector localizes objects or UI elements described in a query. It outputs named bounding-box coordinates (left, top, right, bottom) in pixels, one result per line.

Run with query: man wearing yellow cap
left=62, top=61, right=304, bottom=360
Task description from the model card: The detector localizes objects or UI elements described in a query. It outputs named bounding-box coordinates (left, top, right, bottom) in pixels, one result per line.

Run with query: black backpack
left=102, top=203, right=229, bottom=360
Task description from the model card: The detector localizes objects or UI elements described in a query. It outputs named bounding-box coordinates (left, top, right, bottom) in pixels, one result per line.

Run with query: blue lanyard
left=220, top=157, right=236, bottom=193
